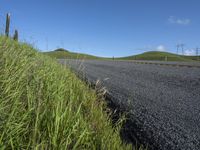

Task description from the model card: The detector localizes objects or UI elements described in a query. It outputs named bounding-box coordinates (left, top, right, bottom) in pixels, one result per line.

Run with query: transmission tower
left=180, top=44, right=185, bottom=55
left=196, top=47, right=199, bottom=56
left=176, top=44, right=180, bottom=54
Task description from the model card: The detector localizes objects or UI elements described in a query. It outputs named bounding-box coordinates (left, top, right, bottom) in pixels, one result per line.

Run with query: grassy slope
left=118, top=51, right=198, bottom=61
left=43, top=48, right=102, bottom=60
left=0, top=37, right=132, bottom=149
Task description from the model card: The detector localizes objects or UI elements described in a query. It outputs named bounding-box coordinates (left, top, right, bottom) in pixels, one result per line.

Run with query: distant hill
left=118, top=51, right=199, bottom=61
left=43, top=48, right=101, bottom=59
left=43, top=49, right=199, bottom=61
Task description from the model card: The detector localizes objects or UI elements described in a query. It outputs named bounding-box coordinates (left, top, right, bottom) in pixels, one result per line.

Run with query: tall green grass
left=0, top=36, right=132, bottom=149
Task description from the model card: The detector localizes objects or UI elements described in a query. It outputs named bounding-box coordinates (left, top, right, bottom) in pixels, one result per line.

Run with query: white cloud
left=184, top=49, right=195, bottom=56
left=168, top=16, right=191, bottom=25
left=156, top=45, right=167, bottom=51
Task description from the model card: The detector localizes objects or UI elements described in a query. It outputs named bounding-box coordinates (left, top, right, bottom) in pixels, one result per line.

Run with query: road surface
left=60, top=59, right=200, bottom=150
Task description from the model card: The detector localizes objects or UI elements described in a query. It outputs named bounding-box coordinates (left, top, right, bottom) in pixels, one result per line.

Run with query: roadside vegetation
left=0, top=36, right=132, bottom=149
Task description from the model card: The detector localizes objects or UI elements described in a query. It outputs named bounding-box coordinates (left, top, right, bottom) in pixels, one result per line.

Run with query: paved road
left=118, top=60, right=200, bottom=68
left=60, top=59, right=200, bottom=150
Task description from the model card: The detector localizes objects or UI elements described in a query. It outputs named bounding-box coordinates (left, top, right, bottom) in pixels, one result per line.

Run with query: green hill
left=43, top=48, right=102, bottom=59
left=44, top=49, right=199, bottom=62
left=118, top=51, right=199, bottom=61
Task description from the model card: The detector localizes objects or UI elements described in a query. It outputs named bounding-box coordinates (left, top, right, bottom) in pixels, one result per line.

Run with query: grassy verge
left=0, top=36, right=132, bottom=149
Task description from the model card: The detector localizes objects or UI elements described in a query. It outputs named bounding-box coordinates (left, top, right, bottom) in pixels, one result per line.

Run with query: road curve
left=60, top=59, right=200, bottom=150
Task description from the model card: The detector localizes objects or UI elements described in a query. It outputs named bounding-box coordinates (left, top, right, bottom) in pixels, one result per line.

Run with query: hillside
left=43, top=48, right=102, bottom=59
left=44, top=50, right=199, bottom=62
left=118, top=51, right=199, bottom=61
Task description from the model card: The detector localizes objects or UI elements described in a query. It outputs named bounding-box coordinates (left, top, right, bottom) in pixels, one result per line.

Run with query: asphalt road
left=59, top=59, right=200, bottom=150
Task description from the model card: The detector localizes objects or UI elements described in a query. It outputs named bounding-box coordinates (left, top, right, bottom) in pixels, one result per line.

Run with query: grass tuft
left=0, top=36, right=132, bottom=149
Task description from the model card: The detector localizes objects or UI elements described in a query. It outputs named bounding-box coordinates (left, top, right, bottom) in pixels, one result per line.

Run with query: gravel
left=59, top=59, right=200, bottom=150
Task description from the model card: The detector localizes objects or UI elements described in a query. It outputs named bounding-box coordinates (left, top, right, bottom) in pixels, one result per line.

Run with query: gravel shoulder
left=59, top=59, right=200, bottom=150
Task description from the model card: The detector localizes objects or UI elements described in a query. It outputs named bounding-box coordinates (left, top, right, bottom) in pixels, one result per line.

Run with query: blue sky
left=0, top=0, right=200, bottom=57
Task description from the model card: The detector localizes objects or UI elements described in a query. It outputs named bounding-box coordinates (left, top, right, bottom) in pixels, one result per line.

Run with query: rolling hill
left=43, top=48, right=102, bottom=59
left=43, top=49, right=200, bottom=62
left=118, top=51, right=199, bottom=61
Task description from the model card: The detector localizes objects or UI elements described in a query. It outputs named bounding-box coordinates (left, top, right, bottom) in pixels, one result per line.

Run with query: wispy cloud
left=168, top=16, right=191, bottom=25
left=156, top=45, right=167, bottom=51
left=184, top=49, right=195, bottom=56
left=137, top=45, right=167, bottom=52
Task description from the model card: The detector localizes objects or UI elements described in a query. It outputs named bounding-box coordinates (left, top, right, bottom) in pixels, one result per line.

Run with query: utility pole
left=196, top=47, right=199, bottom=56
left=196, top=47, right=200, bottom=61
left=13, top=29, right=18, bottom=41
left=60, top=38, right=64, bottom=49
left=5, top=13, right=10, bottom=37
left=180, top=44, right=185, bottom=55
left=176, top=44, right=180, bottom=54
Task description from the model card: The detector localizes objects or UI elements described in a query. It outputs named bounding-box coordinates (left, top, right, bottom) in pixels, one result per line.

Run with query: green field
left=118, top=51, right=199, bottom=61
left=0, top=37, right=132, bottom=149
